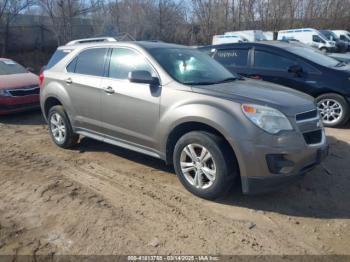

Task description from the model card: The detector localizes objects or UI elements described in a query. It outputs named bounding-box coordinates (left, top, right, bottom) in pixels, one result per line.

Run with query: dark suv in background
left=200, top=41, right=350, bottom=127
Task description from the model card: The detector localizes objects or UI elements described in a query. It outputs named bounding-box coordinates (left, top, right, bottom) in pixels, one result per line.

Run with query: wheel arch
left=164, top=121, right=240, bottom=177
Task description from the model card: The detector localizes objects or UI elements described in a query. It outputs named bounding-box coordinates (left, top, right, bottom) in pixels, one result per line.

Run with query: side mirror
left=129, top=70, right=158, bottom=85
left=288, top=65, right=303, bottom=76
left=26, top=67, right=34, bottom=72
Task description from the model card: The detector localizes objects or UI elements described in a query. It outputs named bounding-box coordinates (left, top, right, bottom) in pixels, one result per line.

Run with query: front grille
left=303, top=129, right=322, bottom=145
left=296, top=109, right=318, bottom=122
left=8, top=86, right=40, bottom=97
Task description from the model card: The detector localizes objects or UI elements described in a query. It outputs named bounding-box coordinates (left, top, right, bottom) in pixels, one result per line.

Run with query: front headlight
left=242, top=104, right=293, bottom=134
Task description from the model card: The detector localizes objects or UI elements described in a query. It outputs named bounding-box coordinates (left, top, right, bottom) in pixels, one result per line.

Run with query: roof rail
left=65, top=37, right=117, bottom=46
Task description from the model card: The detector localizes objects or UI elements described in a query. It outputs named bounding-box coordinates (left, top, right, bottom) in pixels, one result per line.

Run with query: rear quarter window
left=214, top=49, right=249, bottom=67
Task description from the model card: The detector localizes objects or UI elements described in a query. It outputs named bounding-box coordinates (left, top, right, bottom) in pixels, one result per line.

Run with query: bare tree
left=0, top=0, right=35, bottom=55
left=39, top=0, right=102, bottom=45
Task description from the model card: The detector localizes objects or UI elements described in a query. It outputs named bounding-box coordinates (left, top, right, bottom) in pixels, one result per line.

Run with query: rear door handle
left=104, top=86, right=115, bottom=94
left=65, top=78, right=73, bottom=84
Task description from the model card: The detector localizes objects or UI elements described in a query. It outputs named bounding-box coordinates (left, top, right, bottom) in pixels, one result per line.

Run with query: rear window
left=47, top=49, right=71, bottom=69
left=0, top=60, right=27, bottom=75
left=214, top=49, right=249, bottom=67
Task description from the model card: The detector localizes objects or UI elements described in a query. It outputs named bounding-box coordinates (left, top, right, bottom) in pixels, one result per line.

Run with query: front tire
left=320, top=47, right=328, bottom=53
left=316, top=93, right=349, bottom=127
left=48, top=105, right=79, bottom=149
left=173, top=131, right=237, bottom=200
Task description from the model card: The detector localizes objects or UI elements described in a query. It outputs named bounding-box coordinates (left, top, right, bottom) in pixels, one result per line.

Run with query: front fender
left=157, top=101, right=258, bottom=178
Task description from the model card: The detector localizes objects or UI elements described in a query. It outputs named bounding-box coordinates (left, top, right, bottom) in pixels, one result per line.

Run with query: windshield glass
left=0, top=60, right=27, bottom=75
left=148, top=47, right=238, bottom=85
left=288, top=46, right=339, bottom=67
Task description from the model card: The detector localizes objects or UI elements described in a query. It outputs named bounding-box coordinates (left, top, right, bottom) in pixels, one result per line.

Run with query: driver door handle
left=104, top=86, right=115, bottom=94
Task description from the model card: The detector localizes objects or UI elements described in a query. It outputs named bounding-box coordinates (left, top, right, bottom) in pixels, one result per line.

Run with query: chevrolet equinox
left=40, top=40, right=328, bottom=199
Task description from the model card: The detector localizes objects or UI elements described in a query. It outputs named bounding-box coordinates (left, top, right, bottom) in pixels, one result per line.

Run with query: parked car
left=200, top=41, right=350, bottom=127
left=224, top=30, right=267, bottom=42
left=40, top=39, right=328, bottom=199
left=278, top=28, right=336, bottom=53
left=320, top=30, right=348, bottom=53
left=0, top=58, right=40, bottom=115
left=332, top=30, right=350, bottom=44
left=212, top=34, right=248, bottom=45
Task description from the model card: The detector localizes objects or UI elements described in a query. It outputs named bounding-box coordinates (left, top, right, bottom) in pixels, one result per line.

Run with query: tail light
left=39, top=71, right=44, bottom=88
left=39, top=67, right=45, bottom=88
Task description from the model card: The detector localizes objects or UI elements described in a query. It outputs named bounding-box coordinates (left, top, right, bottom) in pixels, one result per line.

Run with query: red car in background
left=0, top=58, right=40, bottom=115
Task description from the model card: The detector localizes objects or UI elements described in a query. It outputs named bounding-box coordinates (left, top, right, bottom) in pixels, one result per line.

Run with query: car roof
left=0, top=58, right=12, bottom=61
left=57, top=41, right=187, bottom=51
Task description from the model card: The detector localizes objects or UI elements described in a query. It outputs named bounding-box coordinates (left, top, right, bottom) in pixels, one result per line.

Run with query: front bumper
left=0, top=95, right=40, bottom=115
left=230, top=122, right=328, bottom=195
left=241, top=144, right=329, bottom=194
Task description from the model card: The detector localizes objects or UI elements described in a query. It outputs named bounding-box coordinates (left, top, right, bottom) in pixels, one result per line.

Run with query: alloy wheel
left=317, top=99, right=343, bottom=125
left=180, top=144, right=216, bottom=190
left=50, top=113, right=66, bottom=143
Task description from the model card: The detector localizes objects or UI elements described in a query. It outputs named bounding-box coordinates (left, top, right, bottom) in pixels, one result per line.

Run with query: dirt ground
left=0, top=110, right=349, bottom=256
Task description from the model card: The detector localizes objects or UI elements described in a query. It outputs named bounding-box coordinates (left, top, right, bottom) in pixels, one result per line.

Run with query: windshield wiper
left=183, top=81, right=218, bottom=85
left=335, top=61, right=347, bottom=67
left=215, top=77, right=237, bottom=84
left=183, top=77, right=237, bottom=86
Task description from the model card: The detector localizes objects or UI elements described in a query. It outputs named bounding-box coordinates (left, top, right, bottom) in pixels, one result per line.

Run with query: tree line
left=1, top=0, right=350, bottom=49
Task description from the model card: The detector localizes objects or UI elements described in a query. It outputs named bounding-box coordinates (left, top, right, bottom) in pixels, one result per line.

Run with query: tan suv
left=40, top=38, right=328, bottom=199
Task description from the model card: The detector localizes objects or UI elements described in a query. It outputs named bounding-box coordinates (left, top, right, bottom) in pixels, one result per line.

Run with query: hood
left=191, top=79, right=315, bottom=116
left=0, top=72, right=39, bottom=90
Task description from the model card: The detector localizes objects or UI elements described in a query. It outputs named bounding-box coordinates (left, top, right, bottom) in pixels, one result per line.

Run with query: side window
left=214, top=49, right=249, bottom=67
left=66, top=57, right=77, bottom=73
left=109, top=48, right=154, bottom=80
left=299, top=61, right=318, bottom=74
left=313, top=35, right=325, bottom=44
left=73, top=48, right=108, bottom=77
left=254, top=50, right=294, bottom=70
left=340, top=35, right=348, bottom=42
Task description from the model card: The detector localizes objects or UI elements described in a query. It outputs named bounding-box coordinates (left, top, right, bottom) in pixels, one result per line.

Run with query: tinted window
left=148, top=48, right=238, bottom=85
left=254, top=51, right=294, bottom=70
left=313, top=35, right=325, bottom=43
left=214, top=49, right=248, bottom=67
left=47, top=49, right=71, bottom=69
left=74, top=48, right=108, bottom=77
left=66, top=57, right=77, bottom=73
left=340, top=35, right=349, bottom=42
left=287, top=46, right=338, bottom=67
left=0, top=60, right=27, bottom=75
left=109, top=48, right=154, bottom=80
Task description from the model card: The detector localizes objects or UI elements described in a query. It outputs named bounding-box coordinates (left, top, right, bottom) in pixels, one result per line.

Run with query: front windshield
left=288, top=46, right=339, bottom=67
left=329, top=32, right=339, bottom=41
left=0, top=60, right=27, bottom=75
left=148, top=47, right=238, bottom=85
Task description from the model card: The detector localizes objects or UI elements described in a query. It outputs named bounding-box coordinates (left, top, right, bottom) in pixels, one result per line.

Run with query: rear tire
left=173, top=131, right=237, bottom=200
left=316, top=93, right=349, bottom=127
left=48, top=105, right=79, bottom=149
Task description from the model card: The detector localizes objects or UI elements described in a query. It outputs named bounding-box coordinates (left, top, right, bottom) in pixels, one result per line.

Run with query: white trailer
left=212, top=34, right=248, bottom=45
left=224, top=30, right=267, bottom=42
